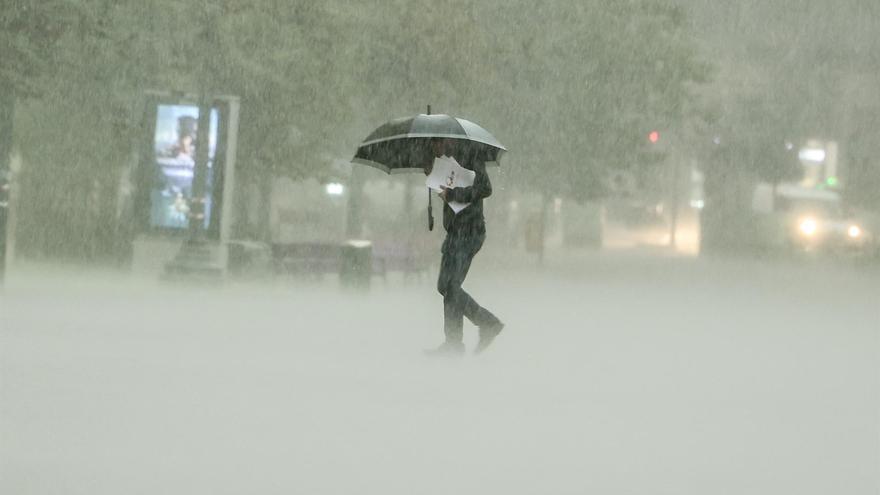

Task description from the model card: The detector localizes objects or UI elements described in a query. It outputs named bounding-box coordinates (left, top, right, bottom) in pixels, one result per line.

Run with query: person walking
left=423, top=138, right=503, bottom=356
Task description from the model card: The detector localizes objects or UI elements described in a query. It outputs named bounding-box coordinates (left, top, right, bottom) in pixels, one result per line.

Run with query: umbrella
left=352, top=112, right=507, bottom=174
left=352, top=109, right=506, bottom=230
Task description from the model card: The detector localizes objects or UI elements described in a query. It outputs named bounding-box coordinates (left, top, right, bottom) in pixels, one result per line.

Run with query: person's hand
left=438, top=186, right=451, bottom=202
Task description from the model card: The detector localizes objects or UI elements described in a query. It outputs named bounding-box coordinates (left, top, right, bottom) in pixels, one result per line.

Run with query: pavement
left=2, top=249, right=878, bottom=495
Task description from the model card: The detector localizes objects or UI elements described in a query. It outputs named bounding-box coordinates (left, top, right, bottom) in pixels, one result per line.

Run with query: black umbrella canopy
left=353, top=113, right=507, bottom=174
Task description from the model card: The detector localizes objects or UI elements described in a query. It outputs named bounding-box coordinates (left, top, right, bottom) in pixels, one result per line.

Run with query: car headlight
left=799, top=217, right=818, bottom=236
left=848, top=225, right=862, bottom=238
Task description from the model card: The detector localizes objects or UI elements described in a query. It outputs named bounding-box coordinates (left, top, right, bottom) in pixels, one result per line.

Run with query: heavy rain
left=1, top=2, right=878, bottom=494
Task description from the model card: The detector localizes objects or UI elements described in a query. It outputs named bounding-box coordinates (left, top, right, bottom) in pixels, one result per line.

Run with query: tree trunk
left=0, top=85, right=15, bottom=281
left=668, top=157, right=681, bottom=249
left=255, top=168, right=274, bottom=243
left=700, top=146, right=758, bottom=255
left=536, top=193, right=549, bottom=264
left=0, top=86, right=12, bottom=170
left=345, top=166, right=365, bottom=239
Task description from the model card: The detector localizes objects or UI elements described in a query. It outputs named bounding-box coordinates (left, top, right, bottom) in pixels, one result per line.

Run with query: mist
left=3, top=254, right=878, bottom=494
left=2, top=1, right=879, bottom=494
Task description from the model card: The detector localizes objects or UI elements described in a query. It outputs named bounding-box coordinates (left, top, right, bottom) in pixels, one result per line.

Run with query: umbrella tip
left=427, top=104, right=431, bottom=115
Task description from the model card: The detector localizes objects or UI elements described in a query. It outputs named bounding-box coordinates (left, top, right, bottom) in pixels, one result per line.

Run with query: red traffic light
left=648, top=131, right=660, bottom=144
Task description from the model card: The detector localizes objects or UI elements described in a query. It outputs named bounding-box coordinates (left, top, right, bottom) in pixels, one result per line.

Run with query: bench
left=271, top=242, right=342, bottom=278
left=271, top=241, right=433, bottom=281
left=371, top=242, right=432, bottom=281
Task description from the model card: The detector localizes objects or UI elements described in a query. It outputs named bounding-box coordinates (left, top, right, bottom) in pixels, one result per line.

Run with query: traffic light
left=648, top=130, right=660, bottom=144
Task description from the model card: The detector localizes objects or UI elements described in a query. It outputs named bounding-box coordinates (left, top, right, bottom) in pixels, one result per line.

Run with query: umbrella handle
left=427, top=188, right=434, bottom=231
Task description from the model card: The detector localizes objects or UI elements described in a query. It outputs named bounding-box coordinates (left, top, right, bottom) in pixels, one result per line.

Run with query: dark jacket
left=442, top=159, right=492, bottom=241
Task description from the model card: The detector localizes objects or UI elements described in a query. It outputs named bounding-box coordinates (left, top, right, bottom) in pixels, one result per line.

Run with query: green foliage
left=9, top=0, right=709, bottom=185
left=691, top=1, right=880, bottom=191
left=5, top=0, right=711, bottom=259
left=471, top=1, right=710, bottom=202
left=1, top=0, right=78, bottom=95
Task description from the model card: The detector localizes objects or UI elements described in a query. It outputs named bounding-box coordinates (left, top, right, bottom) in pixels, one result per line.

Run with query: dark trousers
left=437, top=233, right=500, bottom=343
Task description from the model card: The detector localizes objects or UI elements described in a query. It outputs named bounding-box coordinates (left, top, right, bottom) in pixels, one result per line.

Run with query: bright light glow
left=326, top=183, right=344, bottom=196
left=799, top=217, right=818, bottom=236
left=826, top=176, right=839, bottom=187
left=648, top=131, right=660, bottom=144
left=848, top=225, right=862, bottom=238
left=690, top=199, right=705, bottom=209
left=799, top=148, right=826, bottom=162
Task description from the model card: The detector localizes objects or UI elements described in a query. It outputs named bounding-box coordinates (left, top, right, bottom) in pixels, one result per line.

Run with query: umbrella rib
left=353, top=114, right=507, bottom=174
left=359, top=133, right=507, bottom=150
left=350, top=157, right=427, bottom=175
left=350, top=157, right=392, bottom=174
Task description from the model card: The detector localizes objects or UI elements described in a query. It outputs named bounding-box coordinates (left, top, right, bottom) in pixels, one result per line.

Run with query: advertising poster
left=150, top=104, right=219, bottom=230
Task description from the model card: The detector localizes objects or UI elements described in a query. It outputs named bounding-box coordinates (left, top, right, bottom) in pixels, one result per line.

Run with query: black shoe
left=474, top=322, right=504, bottom=354
left=423, top=341, right=466, bottom=357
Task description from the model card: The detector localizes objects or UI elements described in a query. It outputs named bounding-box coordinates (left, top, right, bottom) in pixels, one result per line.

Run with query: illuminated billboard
left=150, top=104, right=219, bottom=230
left=132, top=92, right=239, bottom=248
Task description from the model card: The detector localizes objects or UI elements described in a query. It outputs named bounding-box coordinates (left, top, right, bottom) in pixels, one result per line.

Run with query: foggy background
left=1, top=1, right=879, bottom=494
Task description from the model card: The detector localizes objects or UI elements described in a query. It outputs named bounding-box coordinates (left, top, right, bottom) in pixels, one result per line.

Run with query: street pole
left=345, top=165, right=365, bottom=238
left=669, top=156, right=680, bottom=249
left=189, top=94, right=212, bottom=239
left=162, top=10, right=221, bottom=281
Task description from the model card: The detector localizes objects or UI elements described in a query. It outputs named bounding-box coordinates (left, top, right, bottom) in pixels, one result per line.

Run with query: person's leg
left=447, top=238, right=501, bottom=329
left=433, top=234, right=503, bottom=354
left=437, top=246, right=473, bottom=344
left=455, top=265, right=503, bottom=354
left=451, top=239, right=503, bottom=353
left=462, top=292, right=502, bottom=329
left=443, top=240, right=502, bottom=327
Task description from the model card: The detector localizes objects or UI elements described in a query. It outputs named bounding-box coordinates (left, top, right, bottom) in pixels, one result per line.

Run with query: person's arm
left=446, top=160, right=492, bottom=203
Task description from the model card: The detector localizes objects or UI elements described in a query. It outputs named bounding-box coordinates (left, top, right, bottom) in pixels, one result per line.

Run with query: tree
left=1, top=0, right=114, bottom=260
left=462, top=1, right=710, bottom=204
left=8, top=0, right=363, bottom=251
left=5, top=0, right=714, bottom=261
left=682, top=1, right=880, bottom=252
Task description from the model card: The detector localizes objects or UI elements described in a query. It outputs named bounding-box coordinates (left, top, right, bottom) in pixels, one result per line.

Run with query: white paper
left=425, top=155, right=476, bottom=214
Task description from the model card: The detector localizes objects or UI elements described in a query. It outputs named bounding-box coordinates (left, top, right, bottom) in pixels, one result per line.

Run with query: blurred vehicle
left=752, top=183, right=872, bottom=256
